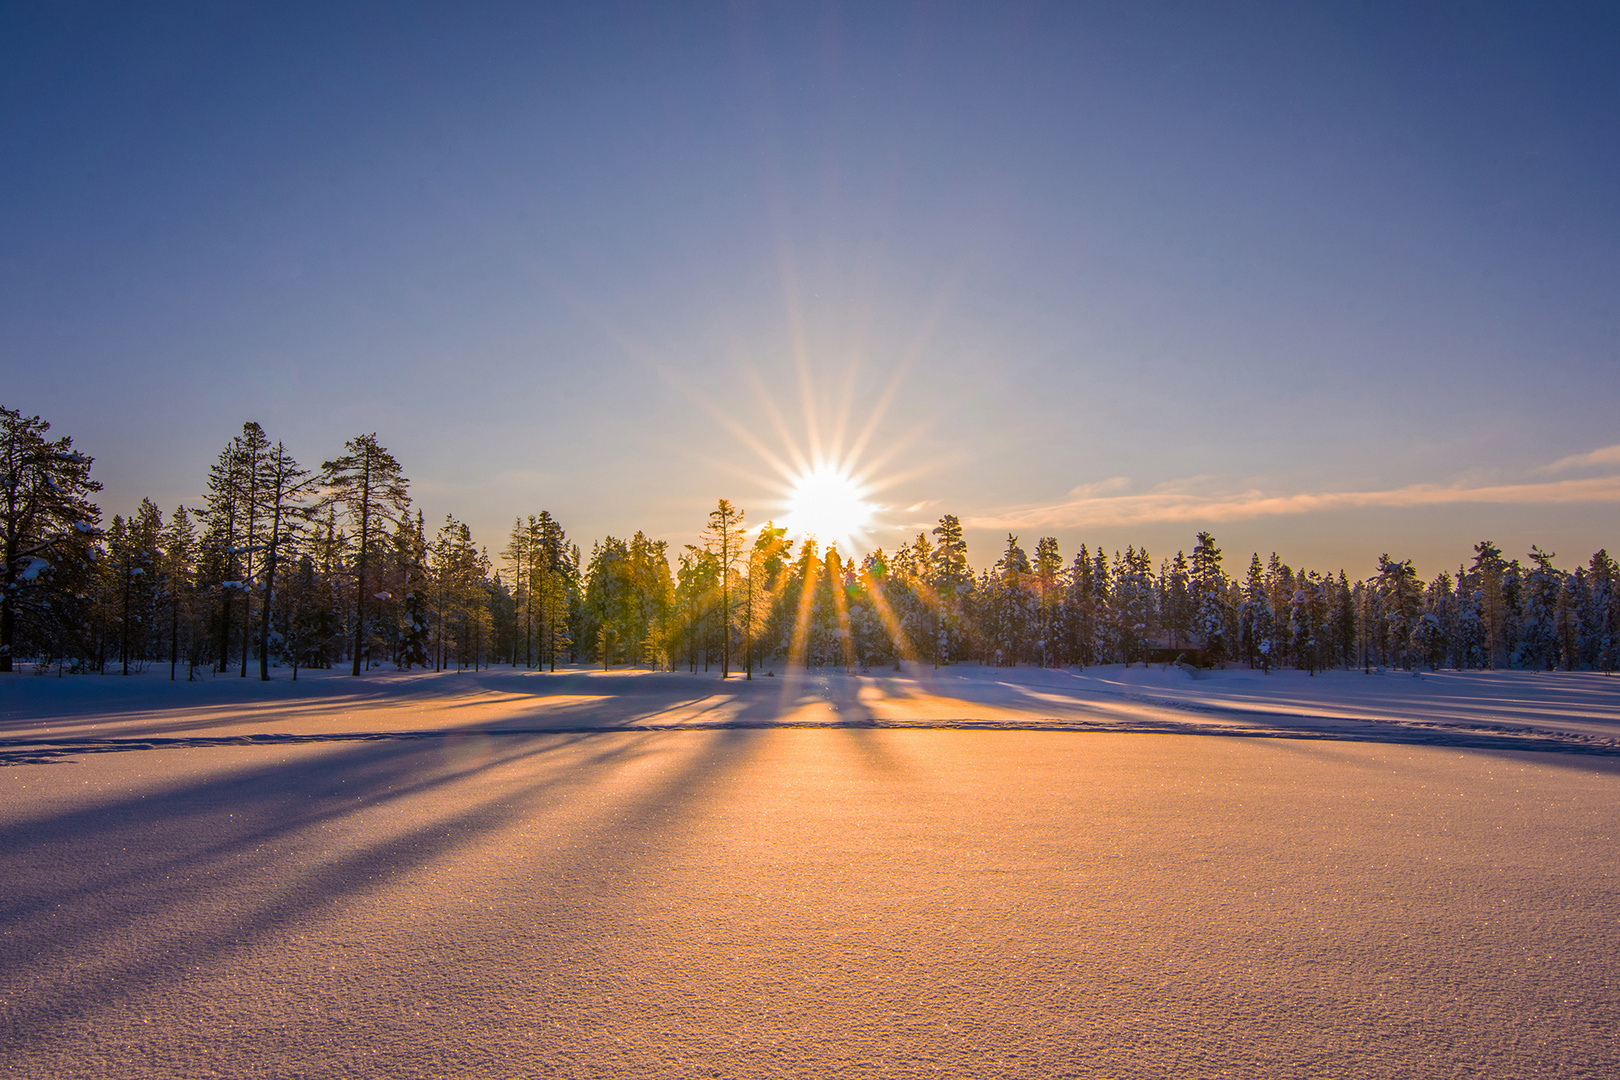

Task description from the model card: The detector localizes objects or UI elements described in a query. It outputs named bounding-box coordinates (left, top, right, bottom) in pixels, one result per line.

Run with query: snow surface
left=2, top=664, right=1618, bottom=1077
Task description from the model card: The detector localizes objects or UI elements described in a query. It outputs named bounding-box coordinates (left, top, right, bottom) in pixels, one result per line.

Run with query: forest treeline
left=4, top=406, right=1618, bottom=679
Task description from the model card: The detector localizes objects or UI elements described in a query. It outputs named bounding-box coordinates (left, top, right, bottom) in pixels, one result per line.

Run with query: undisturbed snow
left=2, top=664, right=1618, bottom=1078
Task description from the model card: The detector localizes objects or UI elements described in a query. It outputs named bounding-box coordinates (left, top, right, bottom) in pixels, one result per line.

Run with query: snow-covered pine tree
left=1091, top=548, right=1114, bottom=663
left=1587, top=550, right=1617, bottom=673
left=1065, top=546, right=1094, bottom=668
left=1470, top=541, right=1509, bottom=667
left=1190, top=533, right=1229, bottom=665
left=932, top=515, right=971, bottom=663
left=1241, top=554, right=1276, bottom=672
left=1033, top=537, right=1063, bottom=666
left=1114, top=546, right=1154, bottom=666
left=1374, top=555, right=1421, bottom=669
left=992, top=534, right=1034, bottom=665
left=1164, top=550, right=1192, bottom=652
left=1554, top=570, right=1585, bottom=671
left=1414, top=572, right=1454, bottom=670
left=1515, top=547, right=1562, bottom=670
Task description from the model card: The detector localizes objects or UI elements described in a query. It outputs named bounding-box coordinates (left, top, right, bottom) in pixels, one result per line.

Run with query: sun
left=781, top=464, right=875, bottom=556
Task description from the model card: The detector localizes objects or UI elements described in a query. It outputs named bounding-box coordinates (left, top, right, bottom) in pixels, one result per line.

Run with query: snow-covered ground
left=3, top=665, right=1618, bottom=1077
left=4, top=661, right=1618, bottom=758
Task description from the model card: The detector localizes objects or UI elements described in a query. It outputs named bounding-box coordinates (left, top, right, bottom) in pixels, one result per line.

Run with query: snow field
left=2, top=665, right=1618, bottom=1077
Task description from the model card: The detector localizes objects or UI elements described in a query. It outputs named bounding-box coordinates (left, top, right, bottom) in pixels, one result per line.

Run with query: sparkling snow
left=2, top=664, right=1617, bottom=1077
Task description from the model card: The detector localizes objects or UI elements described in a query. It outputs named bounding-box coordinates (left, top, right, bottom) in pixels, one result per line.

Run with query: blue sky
left=3, top=3, right=1617, bottom=578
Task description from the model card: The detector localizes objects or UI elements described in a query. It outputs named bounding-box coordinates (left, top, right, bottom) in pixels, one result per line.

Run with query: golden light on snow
left=781, top=463, right=875, bottom=556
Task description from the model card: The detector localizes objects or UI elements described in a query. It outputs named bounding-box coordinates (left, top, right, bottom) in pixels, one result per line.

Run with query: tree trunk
left=0, top=584, right=15, bottom=675
left=259, top=510, right=280, bottom=681
left=350, top=467, right=372, bottom=677
left=217, top=589, right=232, bottom=673
left=121, top=569, right=131, bottom=676
left=170, top=591, right=179, bottom=681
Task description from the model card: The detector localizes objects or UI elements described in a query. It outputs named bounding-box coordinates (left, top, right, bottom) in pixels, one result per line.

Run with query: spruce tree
left=1190, top=533, right=1228, bottom=663
left=1240, top=554, right=1274, bottom=670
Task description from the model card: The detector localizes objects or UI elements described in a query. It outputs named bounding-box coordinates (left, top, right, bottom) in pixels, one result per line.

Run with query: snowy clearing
left=3, top=662, right=1618, bottom=762
left=3, top=665, right=1618, bottom=1077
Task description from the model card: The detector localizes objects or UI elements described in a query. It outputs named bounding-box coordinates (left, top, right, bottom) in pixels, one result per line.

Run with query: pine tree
left=1516, top=547, right=1562, bottom=670
left=159, top=505, right=197, bottom=680
left=253, top=440, right=317, bottom=680
left=124, top=499, right=164, bottom=674
left=1164, top=550, right=1192, bottom=652
left=1091, top=548, right=1114, bottom=663
left=1115, top=546, right=1154, bottom=666
left=1470, top=541, right=1509, bottom=667
left=931, top=515, right=971, bottom=663
left=1588, top=550, right=1617, bottom=674
left=395, top=512, right=431, bottom=669
left=702, top=499, right=746, bottom=677
left=1190, top=533, right=1229, bottom=664
left=1066, top=546, right=1095, bottom=668
left=1241, top=554, right=1275, bottom=671
left=232, top=423, right=272, bottom=678
left=1289, top=572, right=1323, bottom=675
left=1554, top=571, right=1584, bottom=671
left=1033, top=537, right=1064, bottom=666
left=743, top=522, right=787, bottom=678
left=1374, top=555, right=1422, bottom=669
left=503, top=518, right=532, bottom=667
left=322, top=434, right=410, bottom=675
left=531, top=513, right=573, bottom=672
left=992, top=534, right=1034, bottom=665
left=0, top=406, right=102, bottom=672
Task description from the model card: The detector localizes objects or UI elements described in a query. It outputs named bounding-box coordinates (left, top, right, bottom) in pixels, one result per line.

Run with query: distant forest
left=4, top=407, right=1618, bottom=679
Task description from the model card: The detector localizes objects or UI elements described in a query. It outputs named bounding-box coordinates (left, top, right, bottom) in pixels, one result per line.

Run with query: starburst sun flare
left=780, top=464, right=876, bottom=556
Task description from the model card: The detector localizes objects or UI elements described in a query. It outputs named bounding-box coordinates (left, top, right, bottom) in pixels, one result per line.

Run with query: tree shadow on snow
left=0, top=721, right=766, bottom=1053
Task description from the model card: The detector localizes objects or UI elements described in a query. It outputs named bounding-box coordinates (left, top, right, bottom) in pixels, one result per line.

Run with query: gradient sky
left=3, top=3, right=1617, bottom=580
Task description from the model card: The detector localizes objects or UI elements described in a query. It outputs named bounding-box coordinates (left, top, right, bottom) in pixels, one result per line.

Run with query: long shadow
left=7, top=664, right=1620, bottom=770
left=2, top=720, right=766, bottom=1054
left=0, top=732, right=657, bottom=975
left=0, top=732, right=621, bottom=922
left=467, top=668, right=1620, bottom=758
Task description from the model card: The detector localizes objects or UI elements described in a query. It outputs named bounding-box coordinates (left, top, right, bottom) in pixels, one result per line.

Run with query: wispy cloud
left=1539, top=444, right=1620, bottom=473
left=967, top=474, right=1620, bottom=531
left=1065, top=476, right=1131, bottom=498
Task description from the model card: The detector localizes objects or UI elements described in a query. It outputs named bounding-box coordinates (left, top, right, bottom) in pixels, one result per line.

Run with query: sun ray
left=742, top=365, right=812, bottom=481
left=827, top=550, right=858, bottom=669
left=827, top=357, right=860, bottom=473
left=787, top=543, right=820, bottom=672
left=861, top=568, right=918, bottom=664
